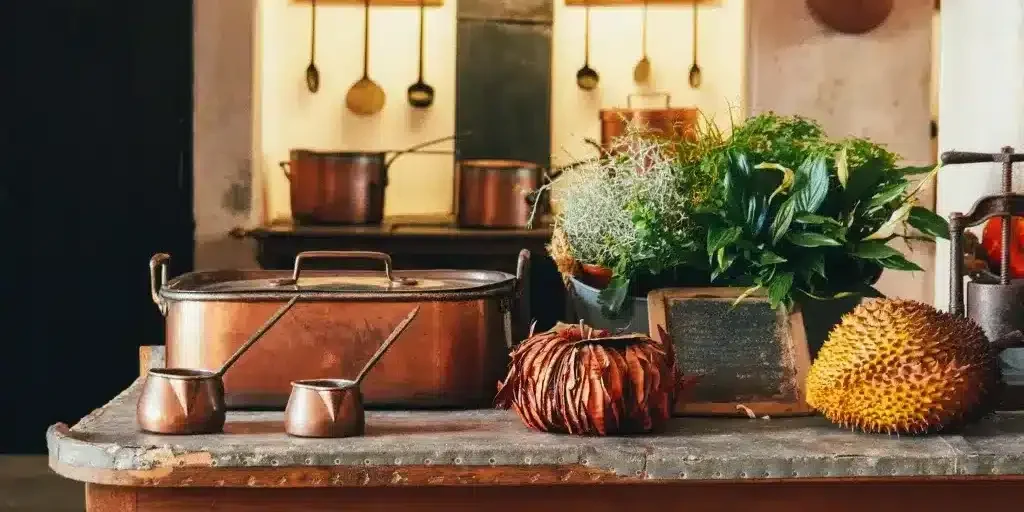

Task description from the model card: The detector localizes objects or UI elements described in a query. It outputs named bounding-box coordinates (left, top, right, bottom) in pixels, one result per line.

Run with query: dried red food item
left=495, top=322, right=699, bottom=435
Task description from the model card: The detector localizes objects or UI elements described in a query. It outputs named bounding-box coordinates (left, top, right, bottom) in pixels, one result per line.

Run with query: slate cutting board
left=648, top=287, right=814, bottom=417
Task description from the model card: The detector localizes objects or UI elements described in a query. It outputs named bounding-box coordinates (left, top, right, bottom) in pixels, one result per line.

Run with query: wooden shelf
left=290, top=0, right=443, bottom=6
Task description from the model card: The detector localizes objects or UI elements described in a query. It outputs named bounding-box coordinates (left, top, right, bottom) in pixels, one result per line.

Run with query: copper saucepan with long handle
left=284, top=306, right=421, bottom=438
left=137, top=293, right=301, bottom=435
left=279, top=134, right=463, bottom=225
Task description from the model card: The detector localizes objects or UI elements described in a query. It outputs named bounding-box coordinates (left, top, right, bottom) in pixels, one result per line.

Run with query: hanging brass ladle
left=345, top=0, right=385, bottom=115
left=632, top=0, right=651, bottom=84
left=137, top=295, right=301, bottom=435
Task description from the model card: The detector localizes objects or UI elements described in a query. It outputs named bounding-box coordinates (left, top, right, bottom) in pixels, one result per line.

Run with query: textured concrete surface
left=47, top=346, right=1024, bottom=483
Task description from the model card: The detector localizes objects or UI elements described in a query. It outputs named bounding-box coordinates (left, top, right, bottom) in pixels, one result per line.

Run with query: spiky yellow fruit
left=805, top=299, right=1001, bottom=435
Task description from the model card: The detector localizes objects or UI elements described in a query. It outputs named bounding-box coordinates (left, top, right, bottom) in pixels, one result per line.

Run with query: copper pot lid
left=160, top=268, right=517, bottom=302
left=155, top=250, right=523, bottom=302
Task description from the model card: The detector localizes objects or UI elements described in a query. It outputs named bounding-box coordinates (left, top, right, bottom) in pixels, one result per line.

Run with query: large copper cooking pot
left=149, top=249, right=531, bottom=409
left=454, top=159, right=542, bottom=229
left=599, top=93, right=698, bottom=150
left=279, top=135, right=456, bottom=225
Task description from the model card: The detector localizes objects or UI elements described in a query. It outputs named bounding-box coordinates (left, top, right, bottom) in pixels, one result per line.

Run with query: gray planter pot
left=568, top=277, right=650, bottom=334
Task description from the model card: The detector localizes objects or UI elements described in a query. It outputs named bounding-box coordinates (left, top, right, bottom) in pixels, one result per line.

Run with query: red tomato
left=981, top=216, right=1024, bottom=279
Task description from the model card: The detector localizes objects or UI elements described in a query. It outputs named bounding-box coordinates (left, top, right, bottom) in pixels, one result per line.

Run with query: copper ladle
left=285, top=306, right=420, bottom=438
left=137, top=295, right=301, bottom=435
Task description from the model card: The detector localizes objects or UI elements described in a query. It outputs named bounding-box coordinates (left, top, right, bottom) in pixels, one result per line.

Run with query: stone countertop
left=47, top=376, right=1024, bottom=488
left=44, top=346, right=1024, bottom=488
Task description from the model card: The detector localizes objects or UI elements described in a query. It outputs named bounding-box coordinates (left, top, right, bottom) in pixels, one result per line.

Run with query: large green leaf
left=786, top=231, right=843, bottom=247
left=794, top=213, right=843, bottom=226
left=878, top=254, right=924, bottom=272
left=868, top=181, right=910, bottom=209
left=723, top=151, right=752, bottom=223
left=863, top=201, right=914, bottom=241
left=836, top=145, right=849, bottom=189
left=770, top=199, right=796, bottom=244
left=907, top=205, right=950, bottom=239
left=759, top=251, right=788, bottom=265
left=852, top=241, right=904, bottom=260
left=792, top=154, right=830, bottom=213
left=707, top=225, right=743, bottom=254
left=844, top=157, right=885, bottom=204
left=767, top=271, right=794, bottom=309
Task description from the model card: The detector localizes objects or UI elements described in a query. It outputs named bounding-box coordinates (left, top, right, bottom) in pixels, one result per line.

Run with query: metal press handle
left=941, top=151, right=1024, bottom=165
left=149, top=253, right=171, bottom=317
left=627, top=92, right=671, bottom=109
left=291, top=250, right=417, bottom=285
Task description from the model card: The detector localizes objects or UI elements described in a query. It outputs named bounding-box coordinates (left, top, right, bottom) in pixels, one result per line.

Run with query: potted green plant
left=539, top=112, right=948, bottom=339
left=542, top=121, right=722, bottom=332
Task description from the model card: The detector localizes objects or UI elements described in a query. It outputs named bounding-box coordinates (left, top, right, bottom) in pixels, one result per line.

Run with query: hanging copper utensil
left=305, top=0, right=320, bottom=93
left=345, top=0, right=385, bottom=115
left=285, top=306, right=420, bottom=438
left=688, top=0, right=702, bottom=89
left=576, top=3, right=599, bottom=91
left=632, top=0, right=651, bottom=84
left=137, top=295, right=301, bottom=434
left=407, top=0, right=434, bottom=108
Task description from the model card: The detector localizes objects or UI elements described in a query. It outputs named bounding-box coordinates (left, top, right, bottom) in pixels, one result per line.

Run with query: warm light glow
left=256, top=0, right=746, bottom=222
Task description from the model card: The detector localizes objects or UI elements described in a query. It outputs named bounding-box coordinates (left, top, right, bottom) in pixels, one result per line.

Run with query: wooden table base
left=87, top=478, right=1022, bottom=511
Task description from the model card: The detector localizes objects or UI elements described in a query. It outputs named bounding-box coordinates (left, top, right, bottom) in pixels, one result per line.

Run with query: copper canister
left=600, top=93, right=698, bottom=150
left=454, top=159, right=541, bottom=229
left=150, top=250, right=531, bottom=409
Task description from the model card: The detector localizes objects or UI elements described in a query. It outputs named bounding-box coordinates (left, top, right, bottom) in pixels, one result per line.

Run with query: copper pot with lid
left=454, top=159, right=544, bottom=229
left=149, top=249, right=531, bottom=409
left=280, top=134, right=458, bottom=225
left=599, top=93, right=698, bottom=150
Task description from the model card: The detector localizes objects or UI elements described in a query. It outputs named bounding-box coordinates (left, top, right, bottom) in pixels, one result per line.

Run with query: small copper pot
left=285, top=306, right=419, bottom=438
left=137, top=368, right=227, bottom=435
left=284, top=379, right=365, bottom=438
left=137, top=295, right=300, bottom=434
left=454, top=159, right=541, bottom=229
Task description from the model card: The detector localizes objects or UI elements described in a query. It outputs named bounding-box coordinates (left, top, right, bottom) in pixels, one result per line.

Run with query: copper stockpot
left=149, top=249, right=530, bottom=409
left=280, top=135, right=456, bottom=225
left=599, top=93, right=697, bottom=150
left=454, top=159, right=542, bottom=229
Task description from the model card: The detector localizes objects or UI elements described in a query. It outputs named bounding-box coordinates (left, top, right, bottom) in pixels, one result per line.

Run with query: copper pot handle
left=291, top=250, right=417, bottom=285
left=149, top=253, right=171, bottom=316
left=279, top=161, right=291, bottom=180
left=626, top=92, right=671, bottom=109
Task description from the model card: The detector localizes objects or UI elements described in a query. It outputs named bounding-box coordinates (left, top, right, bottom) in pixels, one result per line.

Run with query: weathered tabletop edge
left=46, top=346, right=1024, bottom=488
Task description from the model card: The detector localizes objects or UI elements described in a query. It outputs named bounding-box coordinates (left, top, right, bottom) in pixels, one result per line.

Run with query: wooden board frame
left=648, top=287, right=814, bottom=417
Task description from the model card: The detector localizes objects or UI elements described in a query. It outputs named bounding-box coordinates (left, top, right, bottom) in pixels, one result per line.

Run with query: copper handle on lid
left=290, top=250, right=417, bottom=286
left=149, top=253, right=171, bottom=316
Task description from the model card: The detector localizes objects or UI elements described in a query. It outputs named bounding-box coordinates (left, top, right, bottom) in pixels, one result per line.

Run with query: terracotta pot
left=578, top=264, right=613, bottom=289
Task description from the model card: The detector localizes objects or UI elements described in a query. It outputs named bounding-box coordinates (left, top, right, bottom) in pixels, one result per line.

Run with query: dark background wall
left=6, top=1, right=195, bottom=454
left=456, top=0, right=553, bottom=167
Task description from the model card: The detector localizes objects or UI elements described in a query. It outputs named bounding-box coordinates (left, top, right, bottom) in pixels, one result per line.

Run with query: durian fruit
left=805, top=298, right=1003, bottom=435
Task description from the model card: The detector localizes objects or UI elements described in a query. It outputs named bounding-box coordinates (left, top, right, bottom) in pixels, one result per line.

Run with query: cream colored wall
left=551, top=1, right=747, bottom=167
left=256, top=0, right=748, bottom=222
left=746, top=0, right=935, bottom=304
left=257, top=0, right=458, bottom=222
